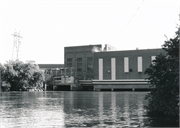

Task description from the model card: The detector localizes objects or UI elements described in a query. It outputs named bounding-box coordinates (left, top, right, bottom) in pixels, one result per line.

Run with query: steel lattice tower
left=11, top=30, right=23, bottom=60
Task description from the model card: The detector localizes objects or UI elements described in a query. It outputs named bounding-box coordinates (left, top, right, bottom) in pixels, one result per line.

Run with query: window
left=137, top=57, right=142, bottom=72
left=65, top=68, right=70, bottom=76
left=77, top=58, right=83, bottom=72
left=99, top=58, right=103, bottom=80
left=151, top=56, right=156, bottom=65
left=111, top=58, right=116, bottom=80
left=124, top=57, right=129, bottom=73
left=87, top=57, right=93, bottom=71
left=67, top=58, right=72, bottom=67
left=60, top=69, right=64, bottom=75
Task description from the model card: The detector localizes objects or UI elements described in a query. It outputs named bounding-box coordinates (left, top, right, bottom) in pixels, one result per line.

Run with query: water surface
left=0, top=91, right=149, bottom=127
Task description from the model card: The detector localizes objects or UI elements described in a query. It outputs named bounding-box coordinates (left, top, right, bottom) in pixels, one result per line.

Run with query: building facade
left=64, top=45, right=164, bottom=81
left=38, top=64, right=64, bottom=81
left=93, top=49, right=163, bottom=80
left=64, top=44, right=102, bottom=80
left=63, top=45, right=164, bottom=91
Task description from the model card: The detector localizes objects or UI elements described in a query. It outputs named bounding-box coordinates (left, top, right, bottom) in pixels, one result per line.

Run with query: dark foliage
left=46, top=76, right=54, bottom=90
left=144, top=28, right=179, bottom=127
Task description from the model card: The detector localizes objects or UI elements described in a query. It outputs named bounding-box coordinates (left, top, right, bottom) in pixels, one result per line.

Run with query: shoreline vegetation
left=0, top=60, right=45, bottom=91
left=144, top=27, right=179, bottom=127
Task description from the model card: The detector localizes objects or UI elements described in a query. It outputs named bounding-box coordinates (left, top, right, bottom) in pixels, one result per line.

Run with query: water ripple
left=0, top=91, right=149, bottom=127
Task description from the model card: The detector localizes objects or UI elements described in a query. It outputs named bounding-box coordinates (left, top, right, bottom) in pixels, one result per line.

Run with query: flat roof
left=95, top=48, right=162, bottom=53
left=38, top=64, right=64, bottom=69
left=64, top=44, right=102, bottom=48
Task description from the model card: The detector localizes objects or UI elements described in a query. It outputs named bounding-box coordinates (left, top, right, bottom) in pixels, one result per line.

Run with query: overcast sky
left=0, top=0, right=179, bottom=64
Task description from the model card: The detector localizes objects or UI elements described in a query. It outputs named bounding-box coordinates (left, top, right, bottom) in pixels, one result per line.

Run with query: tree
left=0, top=63, right=5, bottom=91
left=46, top=76, right=54, bottom=90
left=144, top=27, right=179, bottom=127
left=2, top=60, right=45, bottom=91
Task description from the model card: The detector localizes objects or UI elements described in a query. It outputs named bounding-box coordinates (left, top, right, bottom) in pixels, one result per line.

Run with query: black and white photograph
left=0, top=0, right=179, bottom=127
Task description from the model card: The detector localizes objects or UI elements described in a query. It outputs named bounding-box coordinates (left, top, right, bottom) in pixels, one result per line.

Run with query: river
left=0, top=91, right=149, bottom=127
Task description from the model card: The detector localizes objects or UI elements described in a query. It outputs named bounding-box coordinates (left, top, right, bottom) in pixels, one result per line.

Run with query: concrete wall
left=93, top=49, right=164, bottom=80
left=94, top=84, right=151, bottom=89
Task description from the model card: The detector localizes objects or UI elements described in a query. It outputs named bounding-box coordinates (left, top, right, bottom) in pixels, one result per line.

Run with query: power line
left=120, top=0, right=145, bottom=35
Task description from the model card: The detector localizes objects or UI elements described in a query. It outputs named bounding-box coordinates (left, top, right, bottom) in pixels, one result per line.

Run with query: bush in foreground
left=144, top=28, right=179, bottom=127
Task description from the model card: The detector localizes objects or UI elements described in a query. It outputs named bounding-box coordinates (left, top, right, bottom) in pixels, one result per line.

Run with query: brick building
left=64, top=45, right=164, bottom=91
left=64, top=45, right=163, bottom=80
left=93, top=49, right=163, bottom=80
left=64, top=44, right=102, bottom=80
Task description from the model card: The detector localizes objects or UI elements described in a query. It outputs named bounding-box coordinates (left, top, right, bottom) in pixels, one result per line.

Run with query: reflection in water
left=138, top=95, right=144, bottom=127
left=123, top=94, right=130, bottom=126
left=111, top=92, right=116, bottom=122
left=0, top=91, right=149, bottom=127
left=98, top=92, right=104, bottom=126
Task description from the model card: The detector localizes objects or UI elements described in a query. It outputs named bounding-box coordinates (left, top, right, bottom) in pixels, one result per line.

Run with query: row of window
left=113, top=56, right=156, bottom=73
left=124, top=57, right=143, bottom=73
left=98, top=56, right=156, bottom=80
left=66, top=56, right=156, bottom=77
left=66, top=57, right=93, bottom=72
left=67, top=58, right=73, bottom=67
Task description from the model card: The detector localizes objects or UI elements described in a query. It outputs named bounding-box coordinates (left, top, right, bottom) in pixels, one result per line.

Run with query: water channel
left=0, top=91, right=149, bottom=127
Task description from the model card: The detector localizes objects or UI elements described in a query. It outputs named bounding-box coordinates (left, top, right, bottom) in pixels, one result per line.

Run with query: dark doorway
left=100, top=89, right=112, bottom=91
left=113, top=89, right=132, bottom=91
left=56, top=86, right=71, bottom=91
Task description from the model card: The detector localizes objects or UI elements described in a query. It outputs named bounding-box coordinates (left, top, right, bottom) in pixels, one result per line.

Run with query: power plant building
left=39, top=44, right=163, bottom=91
left=64, top=44, right=164, bottom=91
left=64, top=44, right=163, bottom=80
left=93, top=49, right=163, bottom=80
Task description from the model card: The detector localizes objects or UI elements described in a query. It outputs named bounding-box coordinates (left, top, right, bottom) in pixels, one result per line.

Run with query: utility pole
left=11, top=30, right=23, bottom=60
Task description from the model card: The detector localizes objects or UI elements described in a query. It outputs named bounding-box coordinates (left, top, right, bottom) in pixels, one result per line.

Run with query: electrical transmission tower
left=11, top=30, right=23, bottom=60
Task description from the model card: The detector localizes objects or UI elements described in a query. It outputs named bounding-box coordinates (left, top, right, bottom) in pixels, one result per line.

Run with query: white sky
left=0, top=0, right=179, bottom=64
